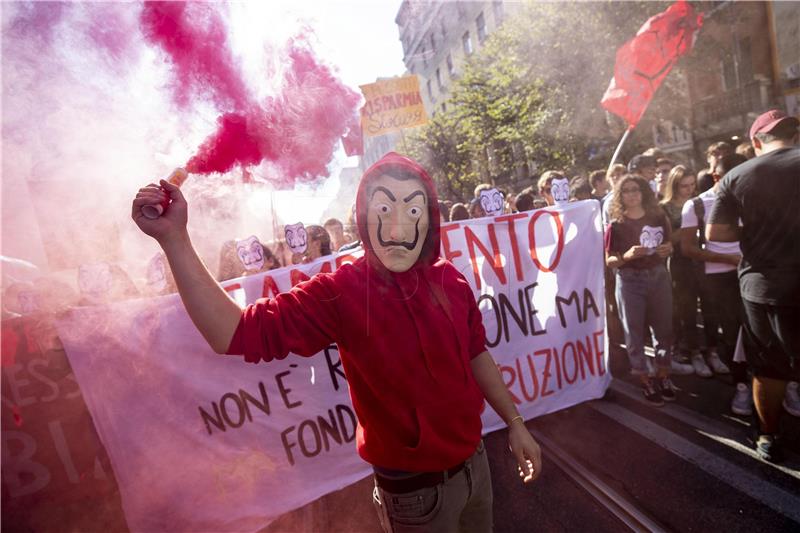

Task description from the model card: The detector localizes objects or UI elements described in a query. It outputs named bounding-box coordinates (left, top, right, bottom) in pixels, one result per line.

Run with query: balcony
left=692, top=79, right=773, bottom=131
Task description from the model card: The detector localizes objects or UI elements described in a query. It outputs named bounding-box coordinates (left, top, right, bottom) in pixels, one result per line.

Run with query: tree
left=404, top=1, right=688, bottom=202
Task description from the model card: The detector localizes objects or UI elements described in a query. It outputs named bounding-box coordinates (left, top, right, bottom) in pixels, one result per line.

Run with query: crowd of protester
left=3, top=110, right=797, bottom=463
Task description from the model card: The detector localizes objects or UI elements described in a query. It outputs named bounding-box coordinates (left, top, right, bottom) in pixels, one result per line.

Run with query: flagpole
left=607, top=127, right=633, bottom=175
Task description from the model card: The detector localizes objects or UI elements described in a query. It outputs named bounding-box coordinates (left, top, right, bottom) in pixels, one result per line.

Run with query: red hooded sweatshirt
left=226, top=152, right=487, bottom=471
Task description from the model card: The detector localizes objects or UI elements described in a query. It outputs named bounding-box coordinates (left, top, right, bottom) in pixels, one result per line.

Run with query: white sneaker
left=783, top=382, right=800, bottom=417
left=692, top=354, right=713, bottom=378
left=670, top=359, right=695, bottom=375
left=731, top=383, right=753, bottom=416
left=707, top=351, right=730, bottom=374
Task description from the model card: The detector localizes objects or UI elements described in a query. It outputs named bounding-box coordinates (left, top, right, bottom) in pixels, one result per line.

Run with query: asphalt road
left=263, top=366, right=800, bottom=532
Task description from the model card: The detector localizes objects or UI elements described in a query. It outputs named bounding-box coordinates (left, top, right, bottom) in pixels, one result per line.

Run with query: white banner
left=57, top=200, right=608, bottom=532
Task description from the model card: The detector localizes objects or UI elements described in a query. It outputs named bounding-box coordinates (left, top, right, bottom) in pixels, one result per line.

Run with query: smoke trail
left=186, top=36, right=361, bottom=185
left=139, top=1, right=250, bottom=110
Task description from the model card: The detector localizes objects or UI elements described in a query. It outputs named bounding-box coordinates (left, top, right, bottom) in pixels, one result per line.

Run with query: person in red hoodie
left=132, top=152, right=541, bottom=532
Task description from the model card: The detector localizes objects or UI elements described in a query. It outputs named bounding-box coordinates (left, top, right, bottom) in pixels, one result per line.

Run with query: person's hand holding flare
left=132, top=179, right=188, bottom=245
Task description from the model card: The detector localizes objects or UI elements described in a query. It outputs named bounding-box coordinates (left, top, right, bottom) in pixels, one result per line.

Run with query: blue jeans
left=615, top=265, right=673, bottom=376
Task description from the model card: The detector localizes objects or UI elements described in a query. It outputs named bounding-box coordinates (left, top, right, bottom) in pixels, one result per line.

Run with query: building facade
left=395, top=0, right=511, bottom=116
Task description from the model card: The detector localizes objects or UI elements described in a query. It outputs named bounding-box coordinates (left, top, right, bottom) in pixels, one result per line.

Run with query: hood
left=355, top=152, right=441, bottom=271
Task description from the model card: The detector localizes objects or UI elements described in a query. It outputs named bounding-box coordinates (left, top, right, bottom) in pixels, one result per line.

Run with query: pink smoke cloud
left=186, top=36, right=361, bottom=187
left=139, top=1, right=250, bottom=111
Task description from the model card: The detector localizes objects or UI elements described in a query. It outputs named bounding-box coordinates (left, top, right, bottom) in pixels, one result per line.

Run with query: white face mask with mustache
left=366, top=174, right=429, bottom=273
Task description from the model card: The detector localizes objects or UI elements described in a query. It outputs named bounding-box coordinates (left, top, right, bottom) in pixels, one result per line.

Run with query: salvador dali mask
left=235, top=235, right=265, bottom=271
left=551, top=177, right=570, bottom=205
left=284, top=223, right=308, bottom=255
left=639, top=225, right=664, bottom=251
left=367, top=174, right=429, bottom=273
left=479, top=188, right=504, bottom=216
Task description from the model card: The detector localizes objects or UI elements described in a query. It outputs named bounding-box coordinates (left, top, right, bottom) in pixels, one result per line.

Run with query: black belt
left=374, top=462, right=466, bottom=494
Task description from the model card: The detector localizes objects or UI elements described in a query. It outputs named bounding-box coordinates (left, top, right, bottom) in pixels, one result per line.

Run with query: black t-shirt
left=708, top=146, right=800, bottom=305
left=605, top=211, right=671, bottom=270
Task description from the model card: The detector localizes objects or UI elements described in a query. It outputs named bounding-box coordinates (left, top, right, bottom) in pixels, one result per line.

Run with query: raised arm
left=132, top=179, right=242, bottom=353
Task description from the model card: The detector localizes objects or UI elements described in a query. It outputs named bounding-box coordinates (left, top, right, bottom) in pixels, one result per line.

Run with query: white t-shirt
left=681, top=188, right=741, bottom=274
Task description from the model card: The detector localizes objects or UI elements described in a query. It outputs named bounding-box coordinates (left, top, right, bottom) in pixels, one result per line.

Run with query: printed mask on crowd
left=551, top=177, right=570, bottom=204
left=366, top=173, right=430, bottom=273
left=639, top=225, right=664, bottom=250
left=236, top=235, right=265, bottom=271
left=479, top=188, right=504, bottom=216
left=284, top=223, right=308, bottom=255
left=78, top=262, right=113, bottom=301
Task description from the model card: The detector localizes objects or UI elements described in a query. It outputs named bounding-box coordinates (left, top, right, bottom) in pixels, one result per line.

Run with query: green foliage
left=403, top=1, right=687, bottom=202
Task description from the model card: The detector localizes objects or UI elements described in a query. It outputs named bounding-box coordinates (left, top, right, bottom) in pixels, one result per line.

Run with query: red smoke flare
left=140, top=1, right=249, bottom=110
left=186, top=37, right=361, bottom=186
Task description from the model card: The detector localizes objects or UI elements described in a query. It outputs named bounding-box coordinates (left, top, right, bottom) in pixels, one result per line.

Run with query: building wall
left=396, top=0, right=512, bottom=117
left=687, top=1, right=784, bottom=156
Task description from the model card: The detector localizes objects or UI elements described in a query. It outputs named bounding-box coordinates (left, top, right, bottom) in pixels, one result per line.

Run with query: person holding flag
left=131, top=152, right=541, bottom=532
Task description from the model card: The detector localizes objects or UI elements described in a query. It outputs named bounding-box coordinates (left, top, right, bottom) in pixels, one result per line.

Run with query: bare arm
left=471, top=350, right=542, bottom=483
left=706, top=223, right=740, bottom=243
left=681, top=227, right=740, bottom=266
left=132, top=180, right=242, bottom=353
left=605, top=245, right=649, bottom=269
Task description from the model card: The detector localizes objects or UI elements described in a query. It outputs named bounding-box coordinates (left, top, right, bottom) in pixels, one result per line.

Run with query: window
left=493, top=1, right=504, bottom=24
left=737, top=37, right=753, bottom=83
left=427, top=79, right=433, bottom=100
left=477, top=12, right=486, bottom=43
left=440, top=18, right=447, bottom=40
left=429, top=33, right=436, bottom=54
left=441, top=103, right=447, bottom=113
left=447, top=53, right=455, bottom=76
left=721, top=53, right=736, bottom=91
left=436, top=68, right=443, bottom=90
left=462, top=31, right=473, bottom=56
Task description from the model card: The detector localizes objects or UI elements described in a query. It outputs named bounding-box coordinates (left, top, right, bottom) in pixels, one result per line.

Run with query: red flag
left=341, top=118, right=364, bottom=156
left=601, top=1, right=702, bottom=128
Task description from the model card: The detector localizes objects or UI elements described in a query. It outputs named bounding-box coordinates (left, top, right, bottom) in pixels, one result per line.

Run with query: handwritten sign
left=360, top=76, right=428, bottom=137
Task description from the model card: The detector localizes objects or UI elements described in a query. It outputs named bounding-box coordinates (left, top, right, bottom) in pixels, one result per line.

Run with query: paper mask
left=639, top=225, right=664, bottom=248
left=17, top=291, right=39, bottom=314
left=236, top=235, right=265, bottom=271
left=78, top=262, right=112, bottom=298
left=552, top=177, right=570, bottom=204
left=479, top=188, right=505, bottom=216
left=284, top=223, right=308, bottom=255
left=367, top=174, right=429, bottom=273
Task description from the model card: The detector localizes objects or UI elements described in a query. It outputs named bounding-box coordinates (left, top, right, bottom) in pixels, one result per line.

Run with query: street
left=265, top=367, right=800, bottom=532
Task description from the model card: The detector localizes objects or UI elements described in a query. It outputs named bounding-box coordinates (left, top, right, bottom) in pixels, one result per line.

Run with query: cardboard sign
left=360, top=76, right=428, bottom=137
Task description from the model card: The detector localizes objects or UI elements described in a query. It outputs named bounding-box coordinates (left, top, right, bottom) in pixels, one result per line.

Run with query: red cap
left=749, top=109, right=800, bottom=140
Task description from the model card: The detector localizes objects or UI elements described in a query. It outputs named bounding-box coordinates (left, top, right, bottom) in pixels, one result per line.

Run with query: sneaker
left=658, top=377, right=677, bottom=402
left=707, top=351, right=730, bottom=374
left=691, top=354, right=713, bottom=378
left=670, top=359, right=694, bottom=375
left=642, top=380, right=664, bottom=407
left=755, top=434, right=784, bottom=463
left=731, top=383, right=753, bottom=416
left=783, top=381, right=800, bottom=417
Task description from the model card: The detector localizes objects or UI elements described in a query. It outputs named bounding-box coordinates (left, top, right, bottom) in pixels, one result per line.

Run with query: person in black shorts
left=706, top=109, right=800, bottom=462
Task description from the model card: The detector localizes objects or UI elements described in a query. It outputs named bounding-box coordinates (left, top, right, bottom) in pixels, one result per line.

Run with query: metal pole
left=607, top=127, right=633, bottom=175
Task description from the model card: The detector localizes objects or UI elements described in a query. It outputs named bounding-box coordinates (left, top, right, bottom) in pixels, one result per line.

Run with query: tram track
left=532, top=428, right=669, bottom=533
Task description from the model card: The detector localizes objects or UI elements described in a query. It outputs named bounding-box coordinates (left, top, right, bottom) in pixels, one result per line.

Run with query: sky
left=1, top=0, right=407, bottom=276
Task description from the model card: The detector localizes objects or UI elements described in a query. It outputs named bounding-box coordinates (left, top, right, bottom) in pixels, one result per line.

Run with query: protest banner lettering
left=360, top=75, right=428, bottom=137
left=1, top=316, right=127, bottom=532
left=51, top=200, right=607, bottom=531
